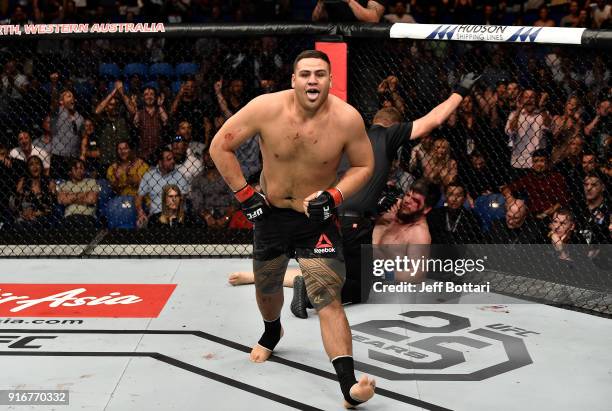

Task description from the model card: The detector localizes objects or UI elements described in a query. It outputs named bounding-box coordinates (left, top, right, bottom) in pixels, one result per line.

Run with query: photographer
left=312, top=0, right=387, bottom=23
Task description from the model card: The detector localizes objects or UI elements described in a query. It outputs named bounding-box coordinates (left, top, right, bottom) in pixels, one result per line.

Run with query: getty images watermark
left=371, top=254, right=490, bottom=294
left=359, top=244, right=500, bottom=304
left=360, top=244, right=612, bottom=305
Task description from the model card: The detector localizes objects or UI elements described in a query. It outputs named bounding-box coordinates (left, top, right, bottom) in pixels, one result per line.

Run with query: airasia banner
left=0, top=284, right=176, bottom=317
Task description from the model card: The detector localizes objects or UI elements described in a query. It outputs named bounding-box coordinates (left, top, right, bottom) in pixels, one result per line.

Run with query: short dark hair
left=116, top=139, right=131, bottom=150
left=446, top=181, right=466, bottom=193
left=532, top=149, right=549, bottom=159
left=70, top=158, right=85, bottom=169
left=411, top=178, right=442, bottom=209
left=293, top=50, right=331, bottom=72
left=584, top=171, right=605, bottom=186
left=142, top=86, right=157, bottom=96
left=582, top=149, right=596, bottom=158
left=553, top=207, right=575, bottom=223
left=156, top=147, right=173, bottom=163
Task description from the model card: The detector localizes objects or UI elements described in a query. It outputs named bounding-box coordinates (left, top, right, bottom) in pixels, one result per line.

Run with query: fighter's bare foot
left=228, top=271, right=253, bottom=286
left=249, top=328, right=284, bottom=363
left=343, top=375, right=376, bottom=409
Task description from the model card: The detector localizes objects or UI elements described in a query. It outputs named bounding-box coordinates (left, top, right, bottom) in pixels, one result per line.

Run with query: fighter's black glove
left=307, top=188, right=343, bottom=222
left=453, top=72, right=481, bottom=97
left=234, top=184, right=269, bottom=222
left=376, top=185, right=404, bottom=215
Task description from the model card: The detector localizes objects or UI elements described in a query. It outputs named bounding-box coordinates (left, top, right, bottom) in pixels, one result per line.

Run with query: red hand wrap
left=327, top=187, right=344, bottom=207
left=234, top=184, right=255, bottom=203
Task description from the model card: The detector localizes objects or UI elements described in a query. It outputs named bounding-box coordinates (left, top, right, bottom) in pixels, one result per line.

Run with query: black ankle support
left=332, top=356, right=362, bottom=407
left=258, top=317, right=281, bottom=351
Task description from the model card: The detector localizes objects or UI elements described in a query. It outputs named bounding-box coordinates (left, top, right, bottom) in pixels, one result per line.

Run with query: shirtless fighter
left=209, top=50, right=375, bottom=408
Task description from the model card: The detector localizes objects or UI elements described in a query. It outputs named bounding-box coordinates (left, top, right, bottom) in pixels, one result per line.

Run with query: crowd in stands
left=1, top=1, right=611, bottom=28
left=0, top=1, right=609, bottom=253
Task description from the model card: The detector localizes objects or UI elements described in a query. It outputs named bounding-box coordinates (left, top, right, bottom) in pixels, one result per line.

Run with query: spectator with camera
left=171, top=77, right=210, bottom=141
left=174, top=120, right=206, bottom=159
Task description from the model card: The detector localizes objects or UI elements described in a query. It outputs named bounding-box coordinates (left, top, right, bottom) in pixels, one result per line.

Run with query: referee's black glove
left=453, top=72, right=481, bottom=97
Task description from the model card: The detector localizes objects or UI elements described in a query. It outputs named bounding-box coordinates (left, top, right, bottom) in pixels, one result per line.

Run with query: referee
left=291, top=72, right=482, bottom=314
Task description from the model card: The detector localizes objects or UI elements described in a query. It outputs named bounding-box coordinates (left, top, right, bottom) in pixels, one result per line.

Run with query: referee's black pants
left=340, top=215, right=375, bottom=305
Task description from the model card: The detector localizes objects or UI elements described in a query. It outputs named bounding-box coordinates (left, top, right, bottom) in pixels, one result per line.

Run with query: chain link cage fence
left=0, top=24, right=609, bottom=314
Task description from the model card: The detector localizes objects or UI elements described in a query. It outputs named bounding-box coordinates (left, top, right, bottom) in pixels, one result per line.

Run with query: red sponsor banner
left=0, top=284, right=176, bottom=317
left=315, top=41, right=347, bottom=101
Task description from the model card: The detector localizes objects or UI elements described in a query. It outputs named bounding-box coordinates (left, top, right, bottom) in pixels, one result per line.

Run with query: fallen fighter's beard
left=396, top=209, right=424, bottom=225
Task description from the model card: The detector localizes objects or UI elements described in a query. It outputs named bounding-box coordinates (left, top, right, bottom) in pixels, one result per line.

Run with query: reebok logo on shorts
left=314, top=234, right=335, bottom=254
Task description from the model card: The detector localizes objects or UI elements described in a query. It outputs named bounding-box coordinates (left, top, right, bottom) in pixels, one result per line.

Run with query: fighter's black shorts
left=253, top=206, right=344, bottom=262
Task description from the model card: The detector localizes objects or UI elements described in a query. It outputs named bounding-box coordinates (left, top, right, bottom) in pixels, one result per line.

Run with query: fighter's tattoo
left=298, top=258, right=345, bottom=310
left=253, top=255, right=290, bottom=294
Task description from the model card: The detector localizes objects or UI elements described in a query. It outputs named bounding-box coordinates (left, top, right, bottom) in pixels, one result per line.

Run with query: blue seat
left=124, top=63, right=148, bottom=80
left=171, top=80, right=182, bottom=95
left=96, top=179, right=114, bottom=213
left=474, top=193, right=506, bottom=232
left=149, top=63, right=174, bottom=79
left=143, top=80, right=159, bottom=91
left=175, top=62, right=198, bottom=79
left=104, top=196, right=137, bottom=229
left=99, top=63, right=121, bottom=80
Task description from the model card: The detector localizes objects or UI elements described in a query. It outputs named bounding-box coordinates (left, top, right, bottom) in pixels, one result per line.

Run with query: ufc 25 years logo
left=0, top=335, right=56, bottom=349
left=351, top=311, right=537, bottom=381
